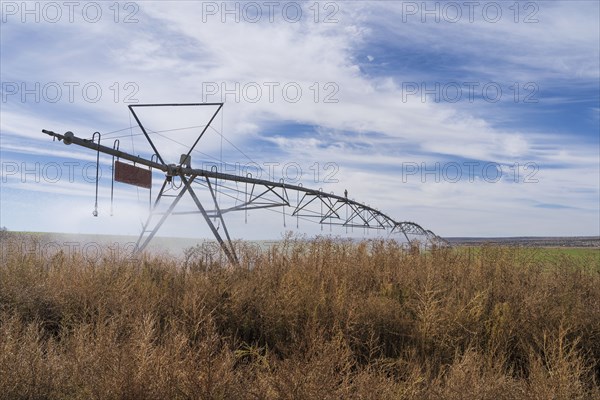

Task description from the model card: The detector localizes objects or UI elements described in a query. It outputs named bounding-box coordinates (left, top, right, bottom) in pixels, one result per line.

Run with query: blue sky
left=1, top=1, right=599, bottom=239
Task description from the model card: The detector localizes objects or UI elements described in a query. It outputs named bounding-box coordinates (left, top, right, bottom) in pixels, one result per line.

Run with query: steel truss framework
left=42, top=103, right=448, bottom=265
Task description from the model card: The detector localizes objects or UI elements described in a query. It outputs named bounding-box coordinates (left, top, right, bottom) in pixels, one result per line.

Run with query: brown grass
left=1, top=235, right=599, bottom=399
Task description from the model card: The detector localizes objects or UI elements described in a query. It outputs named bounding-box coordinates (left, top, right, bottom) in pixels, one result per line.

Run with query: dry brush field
left=1, top=235, right=599, bottom=399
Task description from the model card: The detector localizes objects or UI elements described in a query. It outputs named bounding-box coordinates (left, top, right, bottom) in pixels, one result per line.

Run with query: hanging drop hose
left=280, top=179, right=286, bottom=228
left=351, top=199, right=355, bottom=233
left=110, top=139, right=120, bottom=216
left=319, top=188, right=323, bottom=231
left=171, top=173, right=182, bottom=190
left=211, top=165, right=219, bottom=225
left=345, top=201, right=348, bottom=234
left=297, top=183, right=302, bottom=229
left=92, top=132, right=101, bottom=217
left=150, top=154, right=158, bottom=211
left=330, top=191, right=335, bottom=232
left=245, top=172, right=252, bottom=224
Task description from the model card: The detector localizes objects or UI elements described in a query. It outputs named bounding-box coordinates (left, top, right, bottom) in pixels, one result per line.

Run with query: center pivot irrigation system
left=42, top=103, right=448, bottom=265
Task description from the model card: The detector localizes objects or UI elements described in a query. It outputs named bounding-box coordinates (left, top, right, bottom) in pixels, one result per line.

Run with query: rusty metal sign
left=114, top=160, right=151, bottom=189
